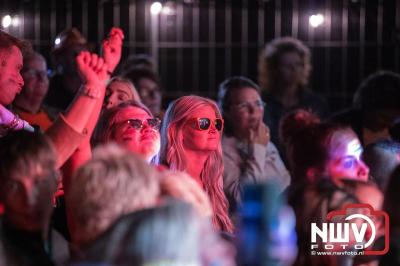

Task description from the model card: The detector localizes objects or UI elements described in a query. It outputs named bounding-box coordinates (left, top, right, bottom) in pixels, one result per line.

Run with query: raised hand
left=76, top=51, right=108, bottom=86
left=249, top=121, right=270, bottom=146
left=102, top=27, right=124, bottom=74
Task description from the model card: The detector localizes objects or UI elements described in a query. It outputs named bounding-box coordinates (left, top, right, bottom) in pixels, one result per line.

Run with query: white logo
left=309, top=204, right=389, bottom=255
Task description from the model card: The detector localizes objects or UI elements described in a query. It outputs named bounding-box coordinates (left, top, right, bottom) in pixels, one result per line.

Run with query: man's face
left=137, top=78, right=162, bottom=116
left=19, top=56, right=49, bottom=106
left=2, top=166, right=57, bottom=232
left=0, top=46, right=24, bottom=106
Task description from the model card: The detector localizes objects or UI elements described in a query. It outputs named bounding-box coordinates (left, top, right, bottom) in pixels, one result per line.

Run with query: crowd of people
left=1, top=26, right=400, bottom=266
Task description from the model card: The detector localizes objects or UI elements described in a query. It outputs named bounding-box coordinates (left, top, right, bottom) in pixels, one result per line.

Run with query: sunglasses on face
left=190, top=118, right=224, bottom=131
left=115, top=118, right=161, bottom=131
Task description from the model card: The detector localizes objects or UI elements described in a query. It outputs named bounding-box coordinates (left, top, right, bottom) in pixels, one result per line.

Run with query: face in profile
left=104, top=81, right=134, bottom=110
left=112, top=106, right=161, bottom=161
left=0, top=46, right=24, bottom=106
left=225, top=87, right=264, bottom=138
left=182, top=105, right=223, bottom=152
left=277, top=51, right=304, bottom=87
left=19, top=56, right=49, bottom=106
left=326, top=137, right=370, bottom=182
left=137, top=78, right=162, bottom=116
left=2, top=166, right=57, bottom=232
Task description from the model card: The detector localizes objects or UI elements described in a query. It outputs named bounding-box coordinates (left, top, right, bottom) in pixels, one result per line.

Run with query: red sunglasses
left=190, top=118, right=224, bottom=131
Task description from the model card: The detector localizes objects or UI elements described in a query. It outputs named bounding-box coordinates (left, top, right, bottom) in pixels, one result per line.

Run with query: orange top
left=16, top=109, right=53, bottom=131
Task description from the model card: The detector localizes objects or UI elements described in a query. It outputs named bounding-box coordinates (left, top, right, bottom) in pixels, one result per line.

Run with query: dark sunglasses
left=191, top=118, right=224, bottom=131
left=116, top=118, right=161, bottom=130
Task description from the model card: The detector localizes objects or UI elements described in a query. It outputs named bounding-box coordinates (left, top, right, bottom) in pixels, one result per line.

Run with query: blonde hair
left=66, top=144, right=160, bottom=246
left=106, top=76, right=141, bottom=102
left=258, top=37, right=311, bottom=93
left=158, top=95, right=234, bottom=233
left=92, top=100, right=152, bottom=146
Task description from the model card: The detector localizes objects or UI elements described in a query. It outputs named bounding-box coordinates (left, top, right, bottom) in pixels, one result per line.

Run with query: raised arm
left=102, top=27, right=124, bottom=74
left=46, top=51, right=108, bottom=168
left=62, top=28, right=125, bottom=191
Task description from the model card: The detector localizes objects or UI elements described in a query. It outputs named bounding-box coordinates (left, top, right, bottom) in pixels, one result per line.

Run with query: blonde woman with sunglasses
left=158, top=95, right=234, bottom=233
left=63, top=100, right=215, bottom=245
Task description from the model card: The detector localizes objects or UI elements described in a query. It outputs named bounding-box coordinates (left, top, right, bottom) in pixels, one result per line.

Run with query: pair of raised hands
left=77, top=27, right=124, bottom=87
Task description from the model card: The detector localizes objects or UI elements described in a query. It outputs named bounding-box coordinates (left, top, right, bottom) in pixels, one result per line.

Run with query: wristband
left=80, top=85, right=101, bottom=99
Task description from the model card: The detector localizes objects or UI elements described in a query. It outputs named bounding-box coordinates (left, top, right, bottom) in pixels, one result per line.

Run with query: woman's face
left=112, top=106, right=160, bottom=161
left=326, top=137, right=370, bottom=182
left=104, top=81, right=134, bottom=110
left=277, top=51, right=304, bottom=87
left=182, top=105, right=222, bottom=153
left=225, top=87, right=264, bottom=138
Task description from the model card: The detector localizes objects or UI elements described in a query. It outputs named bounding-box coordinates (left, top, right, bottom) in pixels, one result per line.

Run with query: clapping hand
left=102, top=27, right=124, bottom=74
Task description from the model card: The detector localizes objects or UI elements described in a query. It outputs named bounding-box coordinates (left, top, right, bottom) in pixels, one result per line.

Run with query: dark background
left=1, top=0, right=400, bottom=112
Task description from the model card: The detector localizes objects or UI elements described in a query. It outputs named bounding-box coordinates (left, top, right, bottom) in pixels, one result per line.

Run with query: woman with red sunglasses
left=158, top=95, right=234, bottom=233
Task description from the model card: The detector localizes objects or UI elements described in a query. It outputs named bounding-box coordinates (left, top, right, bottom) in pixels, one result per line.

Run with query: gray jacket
left=222, top=135, right=291, bottom=213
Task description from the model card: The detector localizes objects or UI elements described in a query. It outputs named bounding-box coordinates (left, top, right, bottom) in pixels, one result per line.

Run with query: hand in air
left=76, top=51, right=109, bottom=86
left=102, top=27, right=124, bottom=74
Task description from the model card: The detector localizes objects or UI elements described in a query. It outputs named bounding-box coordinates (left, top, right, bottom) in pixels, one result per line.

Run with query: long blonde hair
left=158, top=95, right=234, bottom=232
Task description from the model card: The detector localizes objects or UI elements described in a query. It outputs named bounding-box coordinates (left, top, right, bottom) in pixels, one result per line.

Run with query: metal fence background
left=1, top=0, right=399, bottom=111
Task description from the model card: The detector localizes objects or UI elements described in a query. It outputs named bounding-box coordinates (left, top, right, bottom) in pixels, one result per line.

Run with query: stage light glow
left=55, top=37, right=61, bottom=45
left=309, top=14, right=324, bottom=28
left=2, top=15, right=12, bottom=28
left=150, top=2, right=163, bottom=15
left=11, top=16, right=20, bottom=27
left=162, top=6, right=172, bottom=15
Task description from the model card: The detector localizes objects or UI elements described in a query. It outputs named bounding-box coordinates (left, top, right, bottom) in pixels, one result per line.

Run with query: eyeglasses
left=230, top=99, right=266, bottom=112
left=190, top=118, right=224, bottom=131
left=114, top=118, right=161, bottom=131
